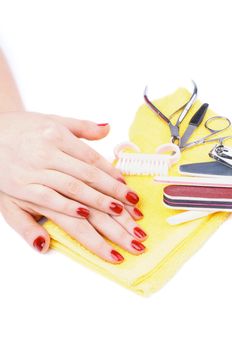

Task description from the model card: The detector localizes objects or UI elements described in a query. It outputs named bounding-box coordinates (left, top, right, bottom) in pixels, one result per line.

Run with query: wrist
left=0, top=50, right=24, bottom=113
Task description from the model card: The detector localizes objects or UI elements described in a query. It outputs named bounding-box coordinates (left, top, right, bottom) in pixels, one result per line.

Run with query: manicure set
left=44, top=84, right=232, bottom=295
left=115, top=81, right=232, bottom=225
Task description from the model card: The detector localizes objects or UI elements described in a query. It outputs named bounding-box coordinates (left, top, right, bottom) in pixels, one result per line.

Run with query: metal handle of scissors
left=176, top=80, right=198, bottom=127
left=205, top=116, right=231, bottom=133
left=218, top=135, right=232, bottom=145
left=144, top=81, right=198, bottom=144
left=203, top=116, right=231, bottom=142
left=181, top=116, right=231, bottom=150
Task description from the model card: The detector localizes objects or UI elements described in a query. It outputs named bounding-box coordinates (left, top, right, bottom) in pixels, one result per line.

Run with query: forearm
left=0, top=49, right=24, bottom=112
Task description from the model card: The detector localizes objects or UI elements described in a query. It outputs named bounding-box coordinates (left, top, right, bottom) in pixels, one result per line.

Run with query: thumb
left=50, top=115, right=110, bottom=140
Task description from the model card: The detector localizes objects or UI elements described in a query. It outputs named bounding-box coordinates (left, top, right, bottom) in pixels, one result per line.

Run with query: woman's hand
left=0, top=111, right=140, bottom=219
left=0, top=50, right=145, bottom=262
left=0, top=191, right=147, bottom=263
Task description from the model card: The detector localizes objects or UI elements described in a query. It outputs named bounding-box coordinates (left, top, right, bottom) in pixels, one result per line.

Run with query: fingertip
left=33, top=233, right=50, bottom=253
left=96, top=122, right=110, bottom=137
left=82, top=122, right=110, bottom=140
left=109, top=202, right=124, bottom=215
left=110, top=249, right=124, bottom=263
left=133, top=207, right=144, bottom=219
left=97, top=123, right=109, bottom=127
left=125, top=191, right=140, bottom=205
left=133, top=227, right=147, bottom=241
left=76, top=207, right=90, bottom=218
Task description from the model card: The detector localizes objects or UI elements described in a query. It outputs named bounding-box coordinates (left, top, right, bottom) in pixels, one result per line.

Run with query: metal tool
left=180, top=116, right=231, bottom=150
left=209, top=137, right=232, bottom=168
left=144, top=80, right=198, bottom=144
left=179, top=103, right=209, bottom=148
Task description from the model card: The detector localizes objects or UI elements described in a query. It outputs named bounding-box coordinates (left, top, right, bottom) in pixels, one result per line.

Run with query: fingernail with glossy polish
left=131, top=239, right=145, bottom=252
left=110, top=202, right=123, bottom=214
left=76, top=207, right=90, bottom=218
left=133, top=227, right=147, bottom=239
left=33, top=236, right=46, bottom=252
left=111, top=250, right=124, bottom=262
left=133, top=207, right=144, bottom=218
left=126, top=191, right=139, bottom=204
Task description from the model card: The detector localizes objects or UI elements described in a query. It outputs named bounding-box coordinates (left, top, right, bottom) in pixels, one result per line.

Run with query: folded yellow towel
left=42, top=87, right=230, bottom=296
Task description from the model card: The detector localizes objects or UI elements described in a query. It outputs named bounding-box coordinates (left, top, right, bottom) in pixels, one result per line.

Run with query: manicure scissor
left=144, top=80, right=198, bottom=145
left=181, top=116, right=231, bottom=150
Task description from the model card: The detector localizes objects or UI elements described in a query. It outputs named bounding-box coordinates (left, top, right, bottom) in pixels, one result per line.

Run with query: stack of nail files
left=163, top=185, right=232, bottom=211
left=42, top=87, right=231, bottom=296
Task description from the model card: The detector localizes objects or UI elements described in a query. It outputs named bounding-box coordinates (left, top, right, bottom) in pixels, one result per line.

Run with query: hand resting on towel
left=0, top=49, right=147, bottom=263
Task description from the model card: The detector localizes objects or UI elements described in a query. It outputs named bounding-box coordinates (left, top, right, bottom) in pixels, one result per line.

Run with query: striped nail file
left=163, top=185, right=232, bottom=211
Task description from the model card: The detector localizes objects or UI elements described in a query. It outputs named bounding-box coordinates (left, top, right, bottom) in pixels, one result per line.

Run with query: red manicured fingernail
left=133, top=207, right=144, bottom=217
left=117, top=177, right=127, bottom=184
left=76, top=207, right=89, bottom=218
left=131, top=239, right=145, bottom=251
left=33, top=236, right=45, bottom=252
left=134, top=227, right=147, bottom=239
left=126, top=191, right=139, bottom=204
left=110, top=202, right=123, bottom=214
left=97, top=123, right=109, bottom=126
left=111, top=250, right=124, bottom=262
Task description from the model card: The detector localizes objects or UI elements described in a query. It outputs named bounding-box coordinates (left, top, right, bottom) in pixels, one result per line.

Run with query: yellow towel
left=42, top=87, right=230, bottom=296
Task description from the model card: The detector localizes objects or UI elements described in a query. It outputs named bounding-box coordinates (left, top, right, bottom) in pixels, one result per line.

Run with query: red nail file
left=163, top=185, right=232, bottom=211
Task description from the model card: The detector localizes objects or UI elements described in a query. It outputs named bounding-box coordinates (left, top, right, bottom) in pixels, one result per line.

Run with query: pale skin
left=0, top=49, right=147, bottom=263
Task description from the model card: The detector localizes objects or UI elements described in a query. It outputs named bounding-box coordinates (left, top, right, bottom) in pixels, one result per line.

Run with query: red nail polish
left=97, top=123, right=109, bottom=126
left=126, top=191, right=139, bottom=204
left=33, top=236, right=45, bottom=252
left=133, top=207, right=144, bottom=217
left=131, top=239, right=145, bottom=251
left=134, top=227, right=147, bottom=239
left=117, top=177, right=127, bottom=184
left=76, top=207, right=89, bottom=218
left=111, top=250, right=124, bottom=262
left=110, top=202, right=123, bottom=214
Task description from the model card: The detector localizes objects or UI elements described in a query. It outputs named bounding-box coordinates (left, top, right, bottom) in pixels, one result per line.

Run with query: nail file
left=167, top=210, right=216, bottom=225
left=163, top=185, right=232, bottom=211
left=155, top=175, right=232, bottom=187
left=179, top=161, right=232, bottom=177
left=179, top=103, right=209, bottom=148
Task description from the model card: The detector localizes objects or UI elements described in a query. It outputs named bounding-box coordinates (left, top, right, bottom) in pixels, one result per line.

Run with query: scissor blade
left=179, top=125, right=196, bottom=148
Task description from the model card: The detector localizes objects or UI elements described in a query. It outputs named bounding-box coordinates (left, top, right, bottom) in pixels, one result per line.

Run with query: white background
left=0, top=1, right=232, bottom=349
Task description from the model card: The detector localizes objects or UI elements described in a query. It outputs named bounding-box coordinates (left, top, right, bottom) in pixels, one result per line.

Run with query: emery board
left=163, top=185, right=232, bottom=211
left=179, top=161, right=232, bottom=177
